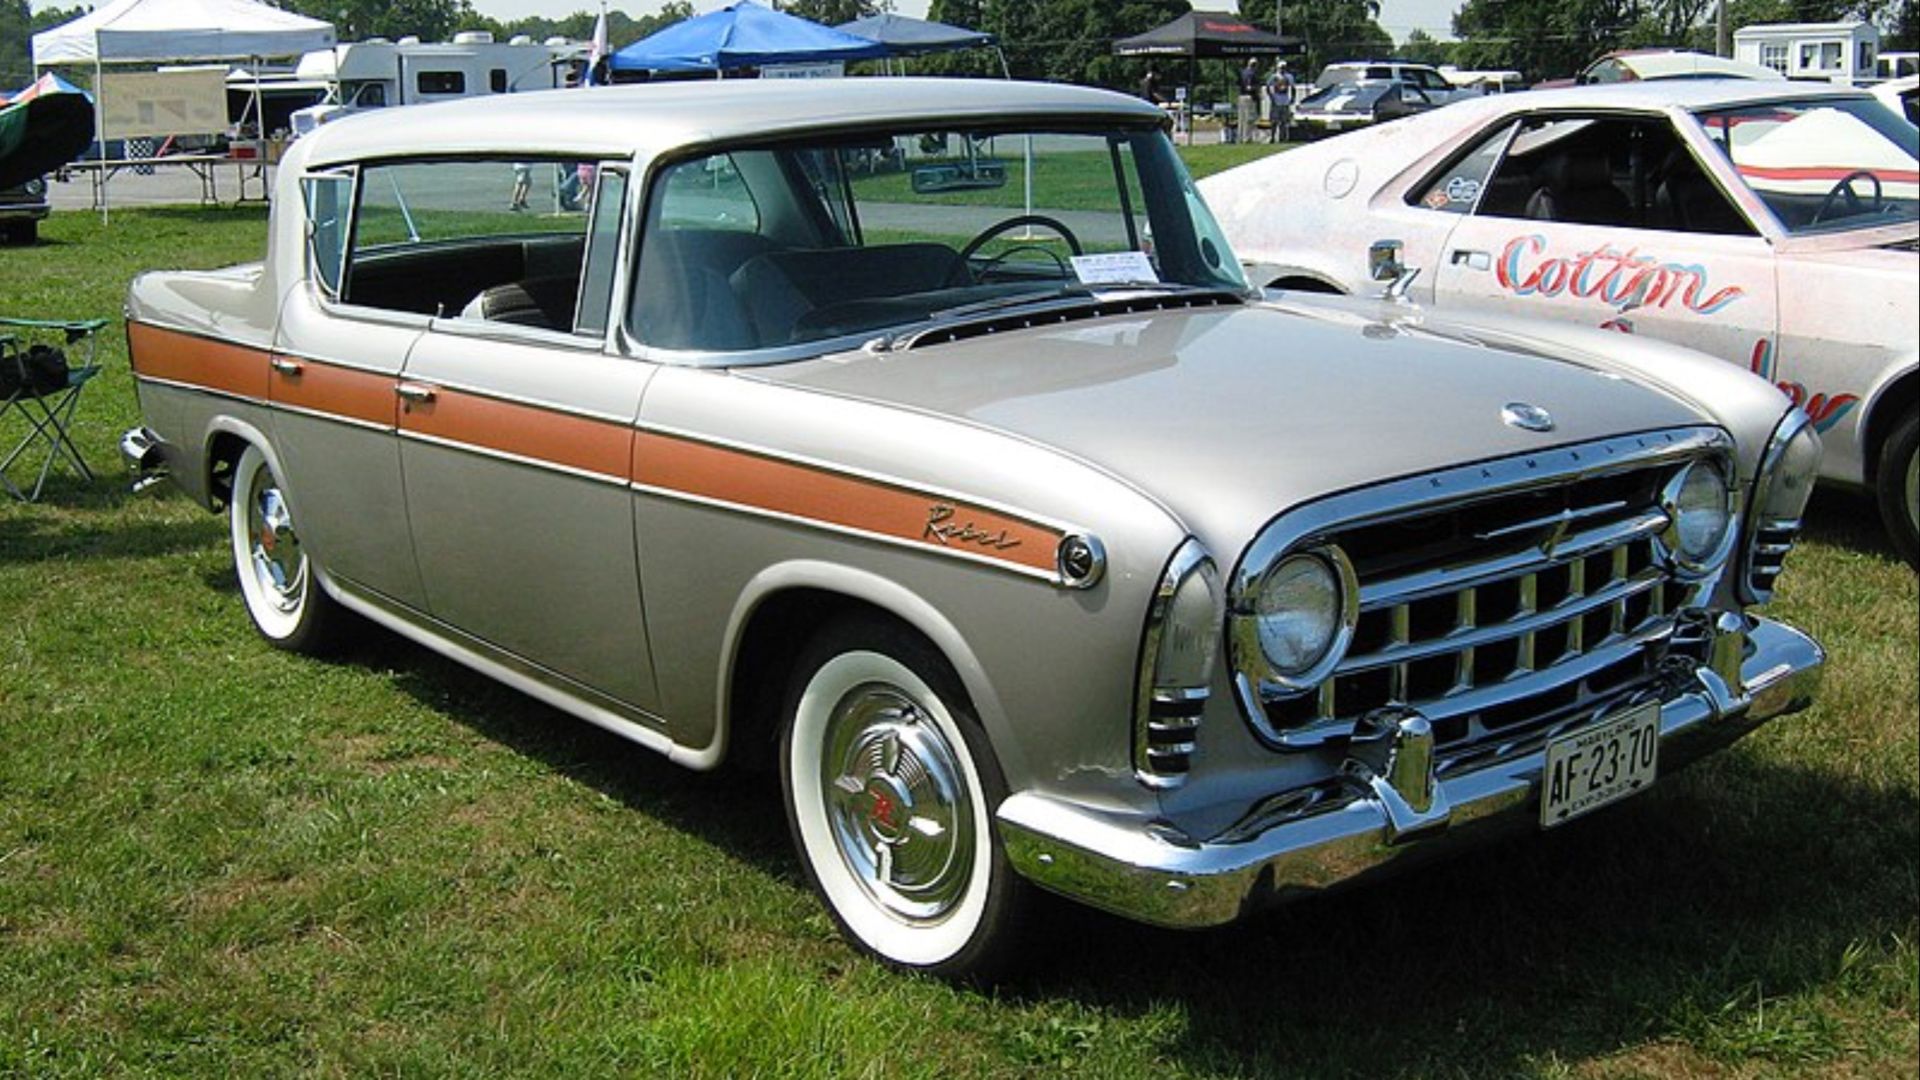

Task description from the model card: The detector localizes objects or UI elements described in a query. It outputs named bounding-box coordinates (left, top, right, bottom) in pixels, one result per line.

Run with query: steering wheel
left=1812, top=169, right=1883, bottom=224
left=958, top=214, right=1084, bottom=264
left=976, top=243, right=1071, bottom=278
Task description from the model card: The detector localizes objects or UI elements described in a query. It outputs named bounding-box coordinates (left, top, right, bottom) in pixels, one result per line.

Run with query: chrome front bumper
left=997, top=614, right=1824, bottom=929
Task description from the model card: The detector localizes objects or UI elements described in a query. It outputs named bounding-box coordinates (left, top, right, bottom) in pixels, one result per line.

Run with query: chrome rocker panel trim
left=997, top=614, right=1823, bottom=929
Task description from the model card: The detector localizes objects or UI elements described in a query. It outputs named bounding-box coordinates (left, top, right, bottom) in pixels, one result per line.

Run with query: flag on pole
left=586, top=5, right=610, bottom=86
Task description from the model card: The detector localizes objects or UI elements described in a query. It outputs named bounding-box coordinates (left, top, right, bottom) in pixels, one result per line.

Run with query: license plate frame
left=1540, top=700, right=1661, bottom=829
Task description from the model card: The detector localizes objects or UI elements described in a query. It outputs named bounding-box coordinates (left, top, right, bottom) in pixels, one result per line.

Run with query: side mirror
left=1369, top=239, right=1405, bottom=283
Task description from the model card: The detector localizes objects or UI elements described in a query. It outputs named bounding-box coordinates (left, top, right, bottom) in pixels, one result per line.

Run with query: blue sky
left=459, top=0, right=1465, bottom=42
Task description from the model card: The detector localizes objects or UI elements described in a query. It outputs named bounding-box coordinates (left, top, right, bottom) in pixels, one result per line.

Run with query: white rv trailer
left=290, top=32, right=585, bottom=137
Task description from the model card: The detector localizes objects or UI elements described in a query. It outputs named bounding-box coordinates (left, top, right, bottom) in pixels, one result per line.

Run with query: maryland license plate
left=1540, top=701, right=1660, bottom=829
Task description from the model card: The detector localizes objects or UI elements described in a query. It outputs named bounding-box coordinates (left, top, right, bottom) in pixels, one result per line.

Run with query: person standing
left=1236, top=57, right=1260, bottom=144
left=1140, top=65, right=1162, bottom=104
left=1267, top=61, right=1295, bottom=143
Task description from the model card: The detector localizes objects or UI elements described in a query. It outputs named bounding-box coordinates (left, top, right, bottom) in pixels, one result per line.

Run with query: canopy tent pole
left=95, top=48, right=107, bottom=223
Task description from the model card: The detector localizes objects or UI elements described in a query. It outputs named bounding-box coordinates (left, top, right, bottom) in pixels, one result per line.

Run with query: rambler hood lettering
left=1496, top=234, right=1747, bottom=316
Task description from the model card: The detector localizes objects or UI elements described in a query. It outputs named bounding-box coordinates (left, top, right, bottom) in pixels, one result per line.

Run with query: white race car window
left=1409, top=120, right=1514, bottom=214
left=1475, top=115, right=1755, bottom=236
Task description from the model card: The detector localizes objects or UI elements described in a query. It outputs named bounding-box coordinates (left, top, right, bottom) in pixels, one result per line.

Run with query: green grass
left=2, top=204, right=1914, bottom=1078
left=848, top=141, right=1290, bottom=210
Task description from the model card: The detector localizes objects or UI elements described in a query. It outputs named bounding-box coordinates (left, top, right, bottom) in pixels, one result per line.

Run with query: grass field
left=1, top=191, right=1914, bottom=1077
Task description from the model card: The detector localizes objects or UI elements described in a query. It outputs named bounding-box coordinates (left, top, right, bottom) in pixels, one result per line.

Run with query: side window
left=574, top=167, right=628, bottom=338
left=1584, top=59, right=1626, bottom=84
left=418, top=71, right=464, bottom=95
left=341, top=159, right=593, bottom=327
left=1475, top=115, right=1753, bottom=235
left=1409, top=120, right=1515, bottom=214
left=303, top=170, right=354, bottom=298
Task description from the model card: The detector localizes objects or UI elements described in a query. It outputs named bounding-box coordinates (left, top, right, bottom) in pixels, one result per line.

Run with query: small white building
left=1734, top=20, right=1879, bottom=85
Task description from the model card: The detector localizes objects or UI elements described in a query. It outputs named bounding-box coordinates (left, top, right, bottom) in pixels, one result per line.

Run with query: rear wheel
left=780, top=617, right=1028, bottom=979
left=229, top=444, right=346, bottom=652
left=1876, top=411, right=1918, bottom=568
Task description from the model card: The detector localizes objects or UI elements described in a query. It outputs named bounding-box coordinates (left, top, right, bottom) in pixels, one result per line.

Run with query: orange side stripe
left=400, top=388, right=632, bottom=481
left=128, top=322, right=269, bottom=401
left=271, top=358, right=395, bottom=427
left=632, top=431, right=1062, bottom=575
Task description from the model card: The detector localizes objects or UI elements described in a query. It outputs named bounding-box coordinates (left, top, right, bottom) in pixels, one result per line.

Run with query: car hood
left=753, top=300, right=1707, bottom=546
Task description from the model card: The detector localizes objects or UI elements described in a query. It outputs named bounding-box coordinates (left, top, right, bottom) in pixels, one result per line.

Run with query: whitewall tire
left=781, top=619, right=1028, bottom=978
left=228, top=444, right=344, bottom=652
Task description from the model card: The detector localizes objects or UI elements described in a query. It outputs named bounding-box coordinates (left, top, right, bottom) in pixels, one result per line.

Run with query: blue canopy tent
left=834, top=12, right=1007, bottom=77
left=608, top=0, right=887, bottom=76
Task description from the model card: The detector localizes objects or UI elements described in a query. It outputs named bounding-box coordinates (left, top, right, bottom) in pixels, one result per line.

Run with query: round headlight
left=23, top=177, right=47, bottom=198
left=1664, top=459, right=1733, bottom=572
left=1255, top=553, right=1344, bottom=676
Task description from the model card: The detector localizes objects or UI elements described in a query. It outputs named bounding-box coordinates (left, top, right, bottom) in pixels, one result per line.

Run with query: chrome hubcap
left=246, top=472, right=305, bottom=614
left=822, top=685, right=972, bottom=924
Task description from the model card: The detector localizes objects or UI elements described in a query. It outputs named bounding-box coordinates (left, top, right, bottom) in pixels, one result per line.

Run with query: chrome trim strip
left=323, top=575, right=701, bottom=764
left=634, top=420, right=1085, bottom=539
left=272, top=348, right=394, bottom=377
left=629, top=480, right=1064, bottom=585
left=128, top=318, right=275, bottom=356
left=426, top=314, right=607, bottom=352
left=272, top=400, right=393, bottom=434
left=399, top=429, right=630, bottom=487
left=405, top=375, right=638, bottom=427
left=1740, top=408, right=1816, bottom=606
left=134, top=373, right=258, bottom=407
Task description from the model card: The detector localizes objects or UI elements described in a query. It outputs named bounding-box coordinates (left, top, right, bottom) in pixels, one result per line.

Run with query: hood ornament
left=1502, top=402, right=1555, bottom=433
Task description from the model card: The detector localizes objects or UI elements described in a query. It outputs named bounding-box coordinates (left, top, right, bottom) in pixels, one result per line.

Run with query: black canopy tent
left=1115, top=11, right=1300, bottom=141
left=1112, top=10, right=1299, bottom=59
left=835, top=12, right=1007, bottom=76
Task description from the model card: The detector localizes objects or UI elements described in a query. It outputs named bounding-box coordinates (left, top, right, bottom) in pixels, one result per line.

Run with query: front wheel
left=1876, top=412, right=1918, bottom=568
left=780, top=618, right=1029, bottom=979
left=229, top=444, right=347, bottom=651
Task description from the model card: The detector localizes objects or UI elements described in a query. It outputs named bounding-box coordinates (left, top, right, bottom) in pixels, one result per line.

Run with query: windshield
left=1694, top=98, right=1919, bottom=234
left=628, top=124, right=1247, bottom=356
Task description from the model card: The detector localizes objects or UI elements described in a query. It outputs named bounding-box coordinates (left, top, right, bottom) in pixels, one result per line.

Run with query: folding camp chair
left=0, top=316, right=108, bottom=502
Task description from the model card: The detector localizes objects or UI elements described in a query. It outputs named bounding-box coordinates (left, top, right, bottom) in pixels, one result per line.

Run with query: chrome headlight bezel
left=1228, top=543, right=1360, bottom=698
left=1133, top=539, right=1222, bottom=788
left=1657, top=456, right=1737, bottom=577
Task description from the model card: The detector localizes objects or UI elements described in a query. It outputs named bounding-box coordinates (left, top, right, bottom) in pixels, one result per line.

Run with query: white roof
left=297, top=78, right=1162, bottom=167
left=33, top=0, right=336, bottom=66
left=1614, top=50, right=1783, bottom=80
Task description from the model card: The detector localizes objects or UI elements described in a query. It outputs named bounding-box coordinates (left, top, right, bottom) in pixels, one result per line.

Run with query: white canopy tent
left=32, top=0, right=336, bottom=67
left=32, top=0, right=335, bottom=218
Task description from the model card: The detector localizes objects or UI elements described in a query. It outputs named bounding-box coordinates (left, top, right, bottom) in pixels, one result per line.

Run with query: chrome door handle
left=1449, top=249, right=1491, bottom=271
left=269, top=357, right=303, bottom=376
left=396, top=382, right=437, bottom=403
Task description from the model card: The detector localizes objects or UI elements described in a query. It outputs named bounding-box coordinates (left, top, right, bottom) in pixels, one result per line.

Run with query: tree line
left=7, top=0, right=1914, bottom=95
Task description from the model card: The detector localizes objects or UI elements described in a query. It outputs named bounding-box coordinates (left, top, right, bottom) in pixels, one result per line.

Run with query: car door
left=392, top=162, right=664, bottom=710
left=267, top=168, right=428, bottom=609
left=1430, top=111, right=1779, bottom=372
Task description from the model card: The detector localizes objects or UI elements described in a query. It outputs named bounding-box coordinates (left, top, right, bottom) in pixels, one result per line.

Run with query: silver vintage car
left=122, top=79, right=1824, bottom=978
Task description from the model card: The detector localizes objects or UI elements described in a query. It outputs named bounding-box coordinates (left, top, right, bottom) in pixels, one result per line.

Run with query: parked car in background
left=122, top=78, right=1824, bottom=979
left=1202, top=81, right=1919, bottom=564
left=1294, top=78, right=1442, bottom=136
left=1875, top=74, right=1919, bottom=124
left=1317, top=60, right=1474, bottom=103
left=0, top=176, right=50, bottom=244
left=1577, top=48, right=1785, bottom=85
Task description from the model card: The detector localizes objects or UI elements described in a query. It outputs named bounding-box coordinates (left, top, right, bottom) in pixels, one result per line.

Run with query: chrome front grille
left=1239, top=429, right=1728, bottom=758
